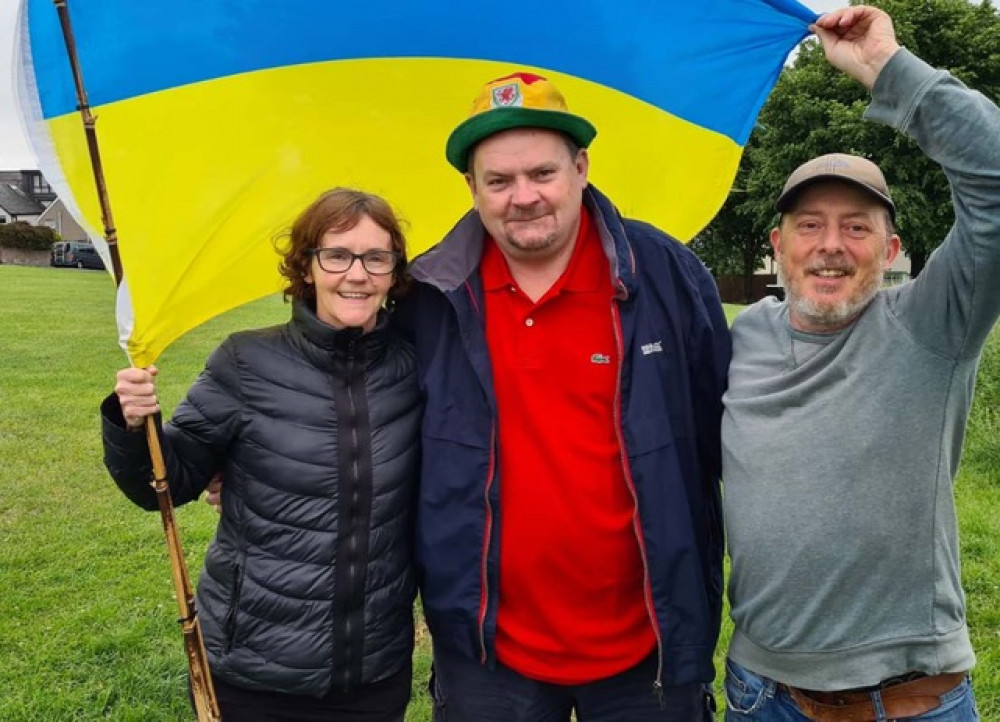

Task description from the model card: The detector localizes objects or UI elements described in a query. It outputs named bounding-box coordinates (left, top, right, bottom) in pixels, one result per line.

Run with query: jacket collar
left=408, top=184, right=636, bottom=299
left=290, top=298, right=389, bottom=364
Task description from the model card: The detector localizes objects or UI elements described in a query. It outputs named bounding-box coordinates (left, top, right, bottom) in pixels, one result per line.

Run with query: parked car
left=50, top=241, right=105, bottom=270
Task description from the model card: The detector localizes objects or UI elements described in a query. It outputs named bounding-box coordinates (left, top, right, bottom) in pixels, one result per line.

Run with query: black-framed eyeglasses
left=309, top=247, right=400, bottom=275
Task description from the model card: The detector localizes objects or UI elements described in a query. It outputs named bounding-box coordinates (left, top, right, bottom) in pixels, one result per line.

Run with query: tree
left=699, top=0, right=1000, bottom=283
left=691, top=143, right=775, bottom=303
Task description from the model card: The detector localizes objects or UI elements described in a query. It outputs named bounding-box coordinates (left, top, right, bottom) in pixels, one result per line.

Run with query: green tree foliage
left=691, top=148, right=775, bottom=302
left=697, top=0, right=1000, bottom=286
left=0, top=221, right=60, bottom=251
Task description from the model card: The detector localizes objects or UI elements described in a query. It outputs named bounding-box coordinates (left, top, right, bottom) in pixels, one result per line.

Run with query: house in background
left=0, top=179, right=45, bottom=225
left=35, top=197, right=88, bottom=241
left=0, top=169, right=56, bottom=206
left=882, top=247, right=912, bottom=286
left=0, top=169, right=89, bottom=240
left=0, top=169, right=93, bottom=265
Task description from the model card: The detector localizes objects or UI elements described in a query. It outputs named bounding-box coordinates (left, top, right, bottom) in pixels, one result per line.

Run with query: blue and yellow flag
left=17, top=0, right=816, bottom=366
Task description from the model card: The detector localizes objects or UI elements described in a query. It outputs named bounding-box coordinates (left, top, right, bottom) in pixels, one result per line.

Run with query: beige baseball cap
left=776, top=153, right=895, bottom=220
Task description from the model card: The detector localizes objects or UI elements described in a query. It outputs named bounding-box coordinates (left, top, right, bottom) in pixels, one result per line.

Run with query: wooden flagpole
left=51, top=2, right=221, bottom=719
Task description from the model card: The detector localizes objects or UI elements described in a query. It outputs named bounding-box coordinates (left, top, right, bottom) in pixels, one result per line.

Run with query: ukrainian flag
left=17, top=0, right=816, bottom=366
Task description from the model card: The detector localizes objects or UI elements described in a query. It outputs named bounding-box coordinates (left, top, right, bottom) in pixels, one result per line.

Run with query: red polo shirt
left=482, top=208, right=655, bottom=684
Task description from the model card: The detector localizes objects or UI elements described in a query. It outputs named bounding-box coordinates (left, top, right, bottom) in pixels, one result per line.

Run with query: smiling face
left=305, top=215, right=394, bottom=332
left=773, top=181, right=900, bottom=332
left=466, top=128, right=589, bottom=266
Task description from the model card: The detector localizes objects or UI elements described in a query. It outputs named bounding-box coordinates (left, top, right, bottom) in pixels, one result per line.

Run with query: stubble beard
left=502, top=215, right=559, bottom=255
left=504, top=230, right=558, bottom=254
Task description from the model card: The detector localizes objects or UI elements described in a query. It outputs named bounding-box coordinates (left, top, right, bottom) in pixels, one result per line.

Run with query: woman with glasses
left=100, top=188, right=421, bottom=721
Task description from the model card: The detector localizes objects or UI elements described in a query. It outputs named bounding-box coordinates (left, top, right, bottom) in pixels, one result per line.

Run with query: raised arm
left=812, top=5, right=901, bottom=89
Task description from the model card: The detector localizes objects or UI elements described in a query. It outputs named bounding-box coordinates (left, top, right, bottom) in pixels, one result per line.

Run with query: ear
left=769, top=226, right=782, bottom=256
left=885, top=234, right=901, bottom=265
left=464, top=172, right=477, bottom=209
left=575, top=148, right=590, bottom=182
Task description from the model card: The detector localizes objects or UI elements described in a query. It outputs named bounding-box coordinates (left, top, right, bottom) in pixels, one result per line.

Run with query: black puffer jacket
left=101, top=301, right=422, bottom=697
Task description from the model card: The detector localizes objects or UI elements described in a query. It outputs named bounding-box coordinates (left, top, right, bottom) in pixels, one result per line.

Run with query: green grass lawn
left=0, top=265, right=996, bottom=720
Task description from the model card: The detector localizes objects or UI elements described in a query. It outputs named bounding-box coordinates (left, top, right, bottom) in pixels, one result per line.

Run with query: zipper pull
left=653, top=679, right=665, bottom=710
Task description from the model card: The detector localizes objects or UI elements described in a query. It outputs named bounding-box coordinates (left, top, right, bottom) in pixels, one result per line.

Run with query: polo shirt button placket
left=525, top=318, right=534, bottom=327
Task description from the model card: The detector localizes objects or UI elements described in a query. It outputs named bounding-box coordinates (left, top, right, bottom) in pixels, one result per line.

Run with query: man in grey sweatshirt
left=722, top=5, right=1000, bottom=721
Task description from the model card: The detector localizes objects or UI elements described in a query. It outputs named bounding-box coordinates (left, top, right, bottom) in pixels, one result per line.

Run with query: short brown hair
left=279, top=188, right=409, bottom=303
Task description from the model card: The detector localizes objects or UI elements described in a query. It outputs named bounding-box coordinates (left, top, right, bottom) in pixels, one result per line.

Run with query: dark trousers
left=430, top=643, right=715, bottom=722
left=189, top=660, right=410, bottom=722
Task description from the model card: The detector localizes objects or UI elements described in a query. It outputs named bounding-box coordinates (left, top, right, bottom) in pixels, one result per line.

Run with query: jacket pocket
left=222, top=562, right=245, bottom=653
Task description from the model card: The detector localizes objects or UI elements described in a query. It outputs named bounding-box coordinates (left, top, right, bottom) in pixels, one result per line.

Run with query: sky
left=0, top=0, right=977, bottom=170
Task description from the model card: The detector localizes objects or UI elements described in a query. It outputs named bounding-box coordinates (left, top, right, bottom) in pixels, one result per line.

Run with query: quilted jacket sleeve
left=101, top=339, right=244, bottom=510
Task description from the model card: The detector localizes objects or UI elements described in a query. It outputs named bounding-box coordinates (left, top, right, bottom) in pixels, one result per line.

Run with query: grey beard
left=778, top=258, right=885, bottom=330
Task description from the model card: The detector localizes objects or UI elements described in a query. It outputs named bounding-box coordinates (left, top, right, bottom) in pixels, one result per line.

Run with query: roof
left=36, top=198, right=90, bottom=241
left=0, top=183, right=45, bottom=216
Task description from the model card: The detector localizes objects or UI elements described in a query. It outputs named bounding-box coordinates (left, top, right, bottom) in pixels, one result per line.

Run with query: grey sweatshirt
left=722, top=49, right=1000, bottom=690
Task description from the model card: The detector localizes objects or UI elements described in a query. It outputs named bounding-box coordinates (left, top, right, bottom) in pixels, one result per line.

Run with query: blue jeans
left=430, top=643, right=715, bottom=721
left=724, top=658, right=979, bottom=721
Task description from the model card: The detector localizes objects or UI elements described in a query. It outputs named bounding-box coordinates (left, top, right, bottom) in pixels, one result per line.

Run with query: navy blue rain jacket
left=397, top=184, right=731, bottom=686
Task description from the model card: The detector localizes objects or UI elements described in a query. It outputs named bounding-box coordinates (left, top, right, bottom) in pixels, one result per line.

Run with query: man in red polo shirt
left=479, top=168, right=654, bottom=684
left=402, top=73, right=731, bottom=721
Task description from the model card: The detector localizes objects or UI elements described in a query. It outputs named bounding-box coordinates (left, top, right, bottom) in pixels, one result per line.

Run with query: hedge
left=0, top=222, right=60, bottom=251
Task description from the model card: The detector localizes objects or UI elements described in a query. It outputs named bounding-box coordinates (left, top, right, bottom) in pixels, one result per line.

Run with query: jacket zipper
left=477, top=425, right=497, bottom=664
left=610, top=298, right=664, bottom=703
left=341, top=339, right=361, bottom=688
left=461, top=279, right=497, bottom=666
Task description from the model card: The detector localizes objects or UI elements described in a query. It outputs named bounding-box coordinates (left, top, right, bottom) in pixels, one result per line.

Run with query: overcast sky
left=0, top=0, right=982, bottom=169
